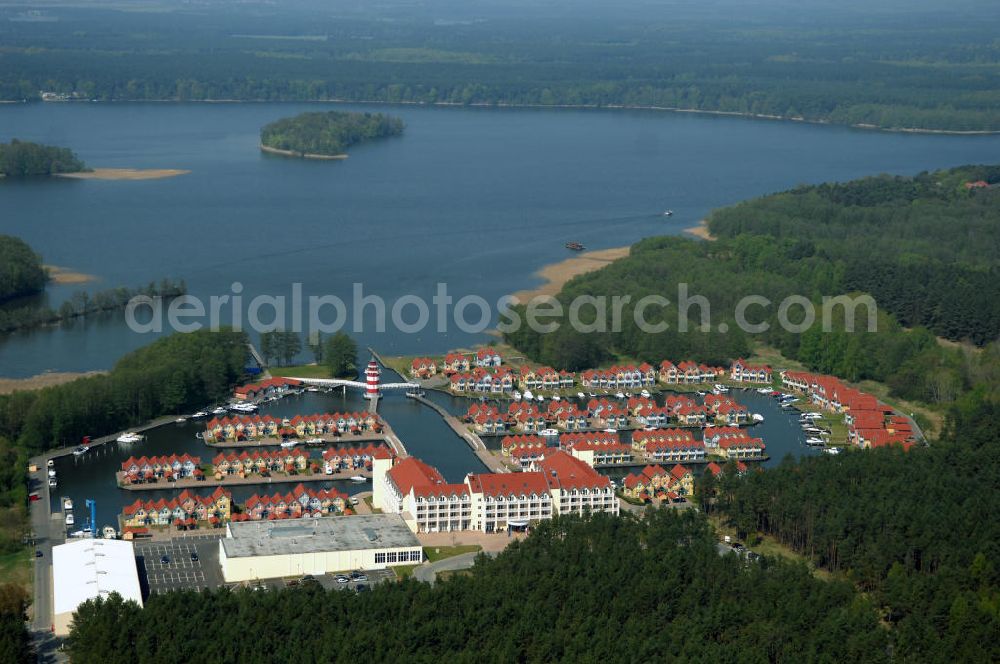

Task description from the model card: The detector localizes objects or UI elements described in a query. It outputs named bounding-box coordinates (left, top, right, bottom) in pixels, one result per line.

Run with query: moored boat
left=350, top=475, right=368, bottom=484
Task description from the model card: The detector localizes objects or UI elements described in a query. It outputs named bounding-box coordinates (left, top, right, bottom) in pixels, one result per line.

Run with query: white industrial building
left=218, top=513, right=423, bottom=583
left=52, top=539, right=143, bottom=635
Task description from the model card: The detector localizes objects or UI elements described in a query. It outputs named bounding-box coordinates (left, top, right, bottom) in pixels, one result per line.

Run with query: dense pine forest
left=0, top=140, right=86, bottom=177
left=0, top=2, right=997, bottom=131
left=260, top=111, right=403, bottom=156
left=0, top=236, right=46, bottom=302
left=66, top=510, right=890, bottom=663
left=505, top=165, right=1000, bottom=408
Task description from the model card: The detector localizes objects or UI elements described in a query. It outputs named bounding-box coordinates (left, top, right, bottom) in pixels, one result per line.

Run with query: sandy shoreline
left=0, top=371, right=105, bottom=395
left=512, top=246, right=631, bottom=301
left=684, top=219, right=716, bottom=241
left=259, top=144, right=348, bottom=160
left=44, top=264, right=97, bottom=285
left=57, top=168, right=190, bottom=181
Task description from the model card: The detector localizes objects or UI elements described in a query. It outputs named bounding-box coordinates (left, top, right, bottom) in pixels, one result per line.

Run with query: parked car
left=160, top=555, right=170, bottom=564
left=35, top=550, right=42, bottom=558
left=350, top=571, right=368, bottom=582
left=335, top=574, right=350, bottom=584
left=190, top=552, right=199, bottom=562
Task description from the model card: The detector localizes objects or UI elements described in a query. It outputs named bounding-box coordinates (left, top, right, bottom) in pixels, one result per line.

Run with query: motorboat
left=536, top=395, right=545, bottom=402
left=565, top=241, right=585, bottom=251
left=539, top=428, right=560, bottom=437
left=713, top=384, right=729, bottom=393
left=577, top=392, right=586, bottom=400
left=48, top=469, right=56, bottom=478
left=307, top=387, right=320, bottom=392
left=805, top=437, right=826, bottom=447
left=72, top=445, right=89, bottom=456
left=305, top=438, right=325, bottom=446
left=663, top=210, right=673, bottom=216
left=551, top=395, right=561, bottom=401
left=65, top=513, right=75, bottom=526
left=751, top=413, right=765, bottom=423
left=350, top=475, right=368, bottom=484
left=800, top=412, right=823, bottom=420
left=512, top=391, right=522, bottom=401
left=47, top=459, right=54, bottom=468
left=117, top=432, right=144, bottom=444
left=614, top=392, right=626, bottom=399
left=602, top=428, right=618, bottom=434
left=756, top=387, right=773, bottom=394
left=822, top=447, right=841, bottom=455
left=102, top=526, right=117, bottom=539
left=588, top=392, right=597, bottom=398
left=48, top=478, right=57, bottom=488
left=63, top=497, right=73, bottom=511
left=175, top=417, right=187, bottom=423
left=695, top=390, right=707, bottom=397
left=212, top=407, right=227, bottom=415
left=522, top=390, right=534, bottom=401
left=191, top=411, right=209, bottom=418
left=640, top=389, right=651, bottom=398
left=279, top=440, right=298, bottom=449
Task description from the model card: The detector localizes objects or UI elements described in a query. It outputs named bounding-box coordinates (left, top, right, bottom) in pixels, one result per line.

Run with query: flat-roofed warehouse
left=52, top=539, right=143, bottom=635
left=219, top=513, right=423, bottom=582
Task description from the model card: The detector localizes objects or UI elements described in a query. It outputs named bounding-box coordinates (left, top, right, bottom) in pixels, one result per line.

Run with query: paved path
left=27, top=461, right=65, bottom=632
left=412, top=551, right=495, bottom=585
left=406, top=394, right=510, bottom=473
left=116, top=469, right=371, bottom=491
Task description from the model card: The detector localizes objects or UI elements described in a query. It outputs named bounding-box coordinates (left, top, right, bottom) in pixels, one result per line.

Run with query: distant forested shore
left=260, top=111, right=403, bottom=157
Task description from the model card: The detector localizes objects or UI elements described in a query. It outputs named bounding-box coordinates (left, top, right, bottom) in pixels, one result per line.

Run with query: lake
left=2, top=102, right=999, bottom=377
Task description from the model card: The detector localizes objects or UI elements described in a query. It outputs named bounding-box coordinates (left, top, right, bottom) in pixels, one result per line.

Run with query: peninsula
left=259, top=110, right=404, bottom=159
left=0, top=139, right=87, bottom=177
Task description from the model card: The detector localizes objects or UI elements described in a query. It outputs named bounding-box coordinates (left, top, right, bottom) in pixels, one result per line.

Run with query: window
left=387, top=551, right=398, bottom=563
left=410, top=550, right=422, bottom=562
left=375, top=552, right=386, bottom=564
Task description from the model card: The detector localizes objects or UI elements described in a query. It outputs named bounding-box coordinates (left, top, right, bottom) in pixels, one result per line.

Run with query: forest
left=260, top=111, right=403, bottom=157
left=0, top=235, right=46, bottom=302
left=504, top=165, right=1000, bottom=408
left=0, top=139, right=86, bottom=177
left=0, top=278, right=187, bottom=335
left=0, top=3, right=997, bottom=131
left=65, top=509, right=889, bottom=663
left=0, top=329, right=249, bottom=554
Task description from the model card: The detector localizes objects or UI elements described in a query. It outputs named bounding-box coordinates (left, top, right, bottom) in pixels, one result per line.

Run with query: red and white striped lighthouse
left=364, top=357, right=380, bottom=399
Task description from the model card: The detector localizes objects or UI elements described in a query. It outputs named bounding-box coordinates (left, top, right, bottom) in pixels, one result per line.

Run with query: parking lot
left=228, top=567, right=397, bottom=593
left=135, top=535, right=225, bottom=596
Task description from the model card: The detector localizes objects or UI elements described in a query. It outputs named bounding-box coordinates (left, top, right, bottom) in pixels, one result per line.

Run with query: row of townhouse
left=410, top=357, right=438, bottom=378
left=701, top=425, right=767, bottom=459
left=465, top=404, right=508, bottom=434
left=585, top=398, right=631, bottom=428
left=211, top=450, right=310, bottom=476
left=560, top=432, right=633, bottom=466
left=238, top=484, right=349, bottom=521
left=234, top=377, right=302, bottom=402
left=449, top=367, right=516, bottom=394
left=507, top=403, right=547, bottom=433
left=121, top=487, right=232, bottom=528
left=664, top=395, right=710, bottom=426
left=631, top=430, right=706, bottom=463
left=518, top=366, right=576, bottom=391
left=623, top=464, right=695, bottom=500
left=501, top=434, right=548, bottom=455
left=321, top=444, right=393, bottom=474
left=704, top=460, right=749, bottom=478
left=120, top=454, right=201, bottom=483
left=375, top=450, right=618, bottom=534
left=437, top=347, right=505, bottom=377
left=658, top=361, right=726, bottom=385
left=780, top=370, right=915, bottom=451
left=203, top=411, right=383, bottom=443
left=579, top=364, right=657, bottom=390
left=728, top=359, right=773, bottom=384
left=545, top=401, right=589, bottom=431
left=703, top=394, right=750, bottom=425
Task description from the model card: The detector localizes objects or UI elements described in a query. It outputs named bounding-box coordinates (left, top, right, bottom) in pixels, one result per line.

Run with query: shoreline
left=43, top=264, right=97, bottom=285
left=259, top=144, right=348, bottom=160
left=16, top=98, right=1000, bottom=135
left=684, top=219, right=716, bottom=241
left=0, top=371, right=105, bottom=395
left=511, top=246, right=630, bottom=302
left=56, top=168, right=190, bottom=181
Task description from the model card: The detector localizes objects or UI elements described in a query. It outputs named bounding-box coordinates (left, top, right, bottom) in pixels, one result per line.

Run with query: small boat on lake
left=279, top=440, right=298, bottom=449
left=752, top=413, right=765, bottom=423
left=540, top=429, right=560, bottom=437
left=117, top=432, right=144, bottom=444
left=565, top=241, right=585, bottom=251
left=305, top=437, right=325, bottom=446
left=663, top=210, right=674, bottom=217
left=350, top=475, right=368, bottom=484
left=72, top=445, right=89, bottom=456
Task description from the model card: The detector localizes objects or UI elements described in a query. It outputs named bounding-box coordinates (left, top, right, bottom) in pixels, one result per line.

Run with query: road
left=412, top=551, right=496, bottom=585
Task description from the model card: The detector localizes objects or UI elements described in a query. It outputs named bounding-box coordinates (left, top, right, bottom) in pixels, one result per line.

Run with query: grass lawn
left=423, top=544, right=482, bottom=563
left=362, top=496, right=382, bottom=514
left=707, top=515, right=839, bottom=582
left=268, top=364, right=334, bottom=379
left=0, top=548, right=33, bottom=591
left=393, top=564, right=418, bottom=580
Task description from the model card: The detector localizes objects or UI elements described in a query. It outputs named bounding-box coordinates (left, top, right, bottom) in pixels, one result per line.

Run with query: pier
left=406, top=393, right=512, bottom=473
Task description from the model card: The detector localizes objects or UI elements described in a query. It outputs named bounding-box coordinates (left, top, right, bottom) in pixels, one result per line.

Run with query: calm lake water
left=2, top=102, right=999, bottom=377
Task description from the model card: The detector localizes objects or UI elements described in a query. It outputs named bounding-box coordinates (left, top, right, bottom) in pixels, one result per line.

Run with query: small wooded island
left=259, top=110, right=404, bottom=159
left=0, top=139, right=87, bottom=176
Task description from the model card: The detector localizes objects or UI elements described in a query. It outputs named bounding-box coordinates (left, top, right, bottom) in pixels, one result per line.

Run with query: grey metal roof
left=221, top=513, right=420, bottom=558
